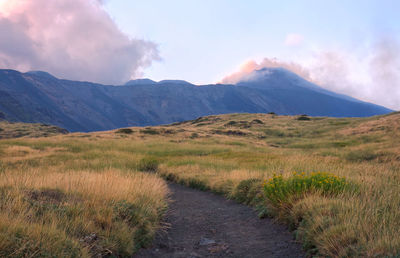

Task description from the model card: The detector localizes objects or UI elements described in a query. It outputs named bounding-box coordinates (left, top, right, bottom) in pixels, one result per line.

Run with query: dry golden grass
left=1, top=112, right=399, bottom=257
left=151, top=113, right=400, bottom=257
left=0, top=136, right=169, bottom=257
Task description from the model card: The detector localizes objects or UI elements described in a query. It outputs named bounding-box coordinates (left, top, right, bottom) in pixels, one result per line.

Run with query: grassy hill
left=0, top=112, right=399, bottom=257
left=0, top=121, right=68, bottom=139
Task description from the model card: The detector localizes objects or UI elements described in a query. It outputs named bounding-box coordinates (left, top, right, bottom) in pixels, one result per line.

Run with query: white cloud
left=0, top=0, right=159, bottom=85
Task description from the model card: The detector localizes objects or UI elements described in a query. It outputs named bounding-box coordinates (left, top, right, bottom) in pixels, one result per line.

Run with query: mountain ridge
left=0, top=68, right=392, bottom=132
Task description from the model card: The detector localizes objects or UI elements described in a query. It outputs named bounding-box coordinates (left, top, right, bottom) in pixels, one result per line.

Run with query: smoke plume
left=0, top=0, right=159, bottom=85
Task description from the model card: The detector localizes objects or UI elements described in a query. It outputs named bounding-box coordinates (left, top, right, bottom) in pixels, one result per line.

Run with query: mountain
left=0, top=68, right=393, bottom=132
left=237, top=67, right=361, bottom=102
left=124, top=78, right=156, bottom=86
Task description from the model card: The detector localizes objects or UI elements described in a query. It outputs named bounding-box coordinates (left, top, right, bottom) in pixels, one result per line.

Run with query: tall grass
left=1, top=112, right=400, bottom=257
left=0, top=137, right=168, bottom=257
left=152, top=113, right=400, bottom=257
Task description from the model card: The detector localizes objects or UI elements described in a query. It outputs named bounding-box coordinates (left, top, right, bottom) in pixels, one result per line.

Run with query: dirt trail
left=136, top=183, right=305, bottom=258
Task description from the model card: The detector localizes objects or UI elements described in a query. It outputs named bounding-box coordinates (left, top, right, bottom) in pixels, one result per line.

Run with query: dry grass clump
left=0, top=166, right=168, bottom=256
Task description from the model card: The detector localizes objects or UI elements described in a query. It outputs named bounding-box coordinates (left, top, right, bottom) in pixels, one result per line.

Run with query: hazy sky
left=0, top=0, right=399, bottom=109
left=103, top=0, right=400, bottom=109
left=103, top=1, right=399, bottom=80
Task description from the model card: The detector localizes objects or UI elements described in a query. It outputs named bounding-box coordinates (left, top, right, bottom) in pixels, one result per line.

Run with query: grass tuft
left=263, top=172, right=356, bottom=214
left=137, top=157, right=160, bottom=172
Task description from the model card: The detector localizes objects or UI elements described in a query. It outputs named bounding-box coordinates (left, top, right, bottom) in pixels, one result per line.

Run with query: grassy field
left=0, top=112, right=399, bottom=257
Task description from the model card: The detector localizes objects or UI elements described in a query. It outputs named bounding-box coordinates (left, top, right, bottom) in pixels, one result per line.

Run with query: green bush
left=190, top=132, right=199, bottom=139
left=224, top=121, right=238, bottom=127
left=297, top=115, right=311, bottom=121
left=234, top=178, right=262, bottom=205
left=140, top=128, right=159, bottom=135
left=345, top=149, right=379, bottom=162
left=116, top=128, right=134, bottom=134
left=0, top=161, right=4, bottom=174
left=137, top=157, right=159, bottom=172
left=264, top=128, right=285, bottom=137
left=263, top=172, right=355, bottom=209
left=251, top=119, right=264, bottom=124
left=187, top=178, right=209, bottom=191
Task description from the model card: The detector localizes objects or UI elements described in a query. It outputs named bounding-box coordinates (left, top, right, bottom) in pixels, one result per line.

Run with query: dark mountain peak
left=238, top=67, right=308, bottom=86
left=236, top=67, right=363, bottom=102
left=124, top=78, right=156, bottom=86
left=25, top=71, right=57, bottom=80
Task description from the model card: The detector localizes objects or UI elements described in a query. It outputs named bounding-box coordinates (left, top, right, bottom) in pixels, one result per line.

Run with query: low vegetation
left=263, top=172, right=357, bottom=218
left=0, top=137, right=168, bottom=256
left=0, top=121, right=68, bottom=139
left=0, top=112, right=399, bottom=257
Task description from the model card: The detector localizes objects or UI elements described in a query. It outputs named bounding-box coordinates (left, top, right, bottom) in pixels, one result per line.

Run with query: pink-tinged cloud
left=284, top=33, right=304, bottom=46
left=221, top=37, right=400, bottom=110
left=220, top=58, right=312, bottom=84
left=0, top=0, right=159, bottom=84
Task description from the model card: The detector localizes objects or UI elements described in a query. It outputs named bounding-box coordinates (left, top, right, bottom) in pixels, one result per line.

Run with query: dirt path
left=136, top=183, right=305, bottom=258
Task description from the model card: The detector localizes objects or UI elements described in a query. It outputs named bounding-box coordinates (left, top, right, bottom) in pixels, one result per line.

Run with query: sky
left=0, top=0, right=399, bottom=109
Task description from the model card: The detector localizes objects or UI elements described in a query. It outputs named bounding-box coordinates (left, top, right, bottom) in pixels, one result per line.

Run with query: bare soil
left=136, top=182, right=305, bottom=258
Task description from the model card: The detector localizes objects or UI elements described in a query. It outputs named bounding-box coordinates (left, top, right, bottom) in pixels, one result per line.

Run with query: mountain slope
left=0, top=69, right=392, bottom=132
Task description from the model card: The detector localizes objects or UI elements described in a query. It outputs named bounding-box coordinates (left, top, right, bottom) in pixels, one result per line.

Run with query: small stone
left=199, top=237, right=216, bottom=246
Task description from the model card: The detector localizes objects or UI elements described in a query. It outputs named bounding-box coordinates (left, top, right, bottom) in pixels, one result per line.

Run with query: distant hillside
left=0, top=121, right=68, bottom=139
left=0, top=68, right=392, bottom=132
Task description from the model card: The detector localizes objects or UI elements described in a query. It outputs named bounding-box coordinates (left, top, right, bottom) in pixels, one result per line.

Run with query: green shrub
left=224, top=121, right=238, bottom=127
left=345, top=149, right=379, bottom=162
left=137, top=157, right=159, bottom=172
left=263, top=172, right=355, bottom=210
left=0, top=161, right=4, bottom=174
left=191, top=116, right=209, bottom=124
left=187, top=178, right=209, bottom=191
left=297, top=115, right=311, bottom=121
left=190, top=132, right=199, bottom=139
left=251, top=119, right=264, bottom=124
left=224, top=120, right=253, bottom=128
left=233, top=178, right=263, bottom=205
left=116, top=128, right=134, bottom=134
left=140, top=128, right=160, bottom=135
left=112, top=200, right=154, bottom=252
left=264, top=128, right=285, bottom=137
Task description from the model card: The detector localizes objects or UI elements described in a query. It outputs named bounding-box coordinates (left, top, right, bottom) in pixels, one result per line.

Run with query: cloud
left=221, top=37, right=400, bottom=110
left=220, top=58, right=311, bottom=84
left=284, top=33, right=304, bottom=47
left=307, top=38, right=400, bottom=109
left=0, top=0, right=159, bottom=85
